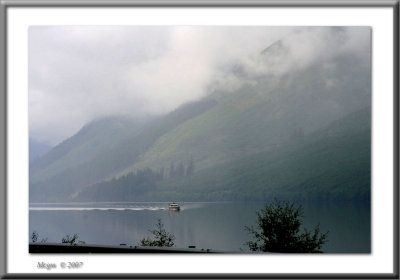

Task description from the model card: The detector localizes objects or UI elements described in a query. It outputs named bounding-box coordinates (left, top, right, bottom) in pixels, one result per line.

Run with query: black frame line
left=0, top=0, right=398, bottom=279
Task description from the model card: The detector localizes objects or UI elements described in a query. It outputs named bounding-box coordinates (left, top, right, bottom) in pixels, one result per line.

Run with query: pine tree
left=246, top=199, right=328, bottom=253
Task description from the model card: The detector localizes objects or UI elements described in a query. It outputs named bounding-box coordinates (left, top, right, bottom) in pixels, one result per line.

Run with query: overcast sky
left=29, top=26, right=370, bottom=145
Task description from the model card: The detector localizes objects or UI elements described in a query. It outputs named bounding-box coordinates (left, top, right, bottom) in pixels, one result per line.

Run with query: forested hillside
left=75, top=107, right=370, bottom=202
left=30, top=39, right=371, bottom=203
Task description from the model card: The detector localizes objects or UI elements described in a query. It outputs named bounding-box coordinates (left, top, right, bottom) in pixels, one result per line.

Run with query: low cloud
left=29, top=26, right=370, bottom=145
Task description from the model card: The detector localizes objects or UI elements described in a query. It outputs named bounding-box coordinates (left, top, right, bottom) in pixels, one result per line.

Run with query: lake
left=29, top=201, right=370, bottom=253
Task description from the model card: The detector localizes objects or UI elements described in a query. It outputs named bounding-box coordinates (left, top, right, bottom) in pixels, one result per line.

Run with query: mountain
left=75, top=107, right=370, bottom=202
left=163, top=106, right=371, bottom=202
left=29, top=101, right=217, bottom=201
left=29, top=41, right=371, bottom=203
left=114, top=52, right=370, bottom=176
left=29, top=139, right=52, bottom=163
left=30, top=116, right=146, bottom=201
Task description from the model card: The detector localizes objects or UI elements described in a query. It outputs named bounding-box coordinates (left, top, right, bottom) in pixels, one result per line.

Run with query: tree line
left=168, top=156, right=195, bottom=178
left=77, top=157, right=196, bottom=201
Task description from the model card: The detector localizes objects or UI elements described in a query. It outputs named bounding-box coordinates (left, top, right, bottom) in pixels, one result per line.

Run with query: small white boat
left=168, top=202, right=180, bottom=211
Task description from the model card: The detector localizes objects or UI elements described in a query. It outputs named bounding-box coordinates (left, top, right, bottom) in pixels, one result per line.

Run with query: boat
left=168, top=202, right=180, bottom=211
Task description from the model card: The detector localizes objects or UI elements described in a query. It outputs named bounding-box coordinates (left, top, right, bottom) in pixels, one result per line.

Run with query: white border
left=7, top=7, right=394, bottom=274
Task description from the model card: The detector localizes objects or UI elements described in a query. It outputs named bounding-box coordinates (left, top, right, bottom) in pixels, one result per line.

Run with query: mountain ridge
left=29, top=46, right=371, bottom=203
left=74, top=106, right=370, bottom=202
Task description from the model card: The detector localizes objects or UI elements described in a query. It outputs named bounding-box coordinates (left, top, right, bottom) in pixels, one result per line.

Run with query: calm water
left=29, top=201, right=370, bottom=253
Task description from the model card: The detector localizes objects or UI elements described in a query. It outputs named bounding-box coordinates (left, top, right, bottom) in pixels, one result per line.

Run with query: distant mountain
left=29, top=139, right=52, bottom=163
left=30, top=116, right=145, bottom=201
left=29, top=41, right=371, bottom=203
left=29, top=101, right=217, bottom=201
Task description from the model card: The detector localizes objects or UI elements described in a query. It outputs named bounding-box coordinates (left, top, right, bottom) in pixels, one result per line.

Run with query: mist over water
left=29, top=201, right=370, bottom=253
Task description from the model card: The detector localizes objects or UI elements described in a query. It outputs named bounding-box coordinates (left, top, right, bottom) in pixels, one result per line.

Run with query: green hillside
left=30, top=100, right=217, bottom=201
left=75, top=107, right=370, bottom=202
left=153, top=107, right=371, bottom=202
left=115, top=53, right=370, bottom=177
left=29, top=46, right=371, bottom=203
left=30, top=116, right=143, bottom=201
